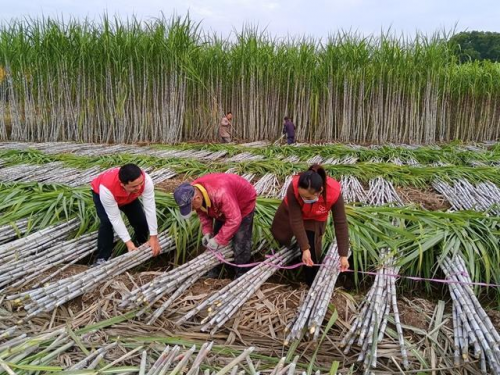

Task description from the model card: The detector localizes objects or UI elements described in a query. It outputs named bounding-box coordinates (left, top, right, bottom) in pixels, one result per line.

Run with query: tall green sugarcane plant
left=1, top=16, right=500, bottom=144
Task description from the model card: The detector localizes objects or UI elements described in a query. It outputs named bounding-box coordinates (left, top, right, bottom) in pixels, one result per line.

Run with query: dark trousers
left=210, top=210, right=254, bottom=278
left=303, top=230, right=319, bottom=286
left=287, top=136, right=295, bottom=145
left=92, top=191, right=149, bottom=261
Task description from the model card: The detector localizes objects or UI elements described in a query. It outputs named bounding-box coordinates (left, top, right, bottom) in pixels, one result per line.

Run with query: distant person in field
left=283, top=116, right=295, bottom=144
left=220, top=111, right=233, bottom=143
left=91, top=164, right=161, bottom=265
left=271, top=164, right=349, bottom=286
left=173, top=173, right=257, bottom=279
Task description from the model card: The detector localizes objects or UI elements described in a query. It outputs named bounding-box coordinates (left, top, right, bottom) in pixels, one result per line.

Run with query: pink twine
left=207, top=249, right=500, bottom=288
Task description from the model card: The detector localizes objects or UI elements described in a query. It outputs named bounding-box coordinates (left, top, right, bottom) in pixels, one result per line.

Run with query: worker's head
left=226, top=111, right=233, bottom=120
left=173, top=183, right=204, bottom=219
left=297, top=164, right=327, bottom=203
left=284, top=116, right=289, bottom=122
left=119, top=164, right=144, bottom=194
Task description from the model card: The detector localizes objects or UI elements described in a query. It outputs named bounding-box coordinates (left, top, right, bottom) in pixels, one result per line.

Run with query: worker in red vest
left=271, top=164, right=350, bottom=286
left=91, top=164, right=161, bottom=265
left=173, top=173, right=257, bottom=279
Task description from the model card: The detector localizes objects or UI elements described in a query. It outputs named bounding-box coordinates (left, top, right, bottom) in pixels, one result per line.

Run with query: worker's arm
left=141, top=174, right=161, bottom=256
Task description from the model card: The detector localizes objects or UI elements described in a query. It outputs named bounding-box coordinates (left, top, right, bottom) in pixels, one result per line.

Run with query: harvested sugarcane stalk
left=340, top=176, right=367, bottom=204
left=0, top=218, right=30, bottom=245
left=177, top=246, right=301, bottom=335
left=285, top=243, right=347, bottom=344
left=253, top=173, right=280, bottom=198
left=442, top=254, right=500, bottom=374
left=0, top=219, right=80, bottom=264
left=0, top=231, right=99, bottom=292
left=340, top=249, right=408, bottom=371
left=119, top=245, right=234, bottom=322
left=367, top=177, right=403, bottom=206
left=7, top=231, right=175, bottom=320
left=121, top=242, right=266, bottom=324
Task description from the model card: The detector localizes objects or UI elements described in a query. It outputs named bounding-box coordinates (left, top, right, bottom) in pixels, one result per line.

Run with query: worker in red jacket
left=91, top=164, right=161, bottom=265
left=174, top=173, right=257, bottom=279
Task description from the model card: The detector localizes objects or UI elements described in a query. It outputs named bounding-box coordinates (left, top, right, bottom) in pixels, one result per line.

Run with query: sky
left=1, top=0, right=499, bottom=39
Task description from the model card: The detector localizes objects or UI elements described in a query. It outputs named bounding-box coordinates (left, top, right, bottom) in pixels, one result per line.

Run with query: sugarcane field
left=1, top=14, right=500, bottom=375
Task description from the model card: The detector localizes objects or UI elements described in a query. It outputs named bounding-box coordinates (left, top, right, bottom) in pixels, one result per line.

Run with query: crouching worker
left=271, top=164, right=349, bottom=286
left=91, top=164, right=161, bottom=265
left=173, top=173, right=257, bottom=279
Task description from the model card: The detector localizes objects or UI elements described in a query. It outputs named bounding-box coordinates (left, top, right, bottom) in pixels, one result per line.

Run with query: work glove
left=206, top=237, right=220, bottom=251
left=202, top=233, right=213, bottom=247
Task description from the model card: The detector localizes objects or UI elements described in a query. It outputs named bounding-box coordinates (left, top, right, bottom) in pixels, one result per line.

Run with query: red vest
left=285, top=176, right=341, bottom=221
left=91, top=168, right=145, bottom=206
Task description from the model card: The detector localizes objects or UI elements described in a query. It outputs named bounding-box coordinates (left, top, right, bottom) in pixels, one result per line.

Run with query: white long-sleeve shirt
left=99, top=173, right=158, bottom=243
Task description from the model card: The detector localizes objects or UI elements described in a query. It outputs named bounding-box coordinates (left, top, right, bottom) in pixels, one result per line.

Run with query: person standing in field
left=173, top=173, right=257, bottom=279
left=283, top=116, right=295, bottom=144
left=271, top=164, right=350, bottom=286
left=91, top=164, right=161, bottom=265
left=220, top=111, right=233, bottom=143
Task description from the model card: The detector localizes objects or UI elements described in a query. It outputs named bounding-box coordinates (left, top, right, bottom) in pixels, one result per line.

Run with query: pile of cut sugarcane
left=442, top=255, right=500, bottom=374
left=120, top=245, right=234, bottom=324
left=0, top=219, right=79, bottom=265
left=340, top=249, right=408, bottom=370
left=253, top=173, right=280, bottom=198
left=0, top=218, right=29, bottom=245
left=284, top=243, right=343, bottom=344
left=340, top=176, right=367, bottom=204
left=177, top=246, right=301, bottom=335
left=0, top=229, right=99, bottom=293
left=367, top=177, right=404, bottom=206
left=8, top=231, right=175, bottom=320
left=0, top=161, right=177, bottom=187
left=433, top=179, right=500, bottom=214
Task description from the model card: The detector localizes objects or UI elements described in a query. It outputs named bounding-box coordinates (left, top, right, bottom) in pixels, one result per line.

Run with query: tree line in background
left=0, top=15, right=499, bottom=144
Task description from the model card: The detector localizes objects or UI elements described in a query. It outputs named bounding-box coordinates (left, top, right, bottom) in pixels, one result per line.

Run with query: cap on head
left=173, top=183, right=195, bottom=218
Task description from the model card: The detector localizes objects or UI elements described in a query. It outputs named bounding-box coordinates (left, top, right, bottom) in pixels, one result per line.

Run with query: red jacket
left=285, top=176, right=341, bottom=221
left=192, top=173, right=257, bottom=246
left=91, top=168, right=145, bottom=206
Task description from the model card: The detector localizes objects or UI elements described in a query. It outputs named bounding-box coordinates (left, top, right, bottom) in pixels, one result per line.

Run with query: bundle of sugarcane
left=177, top=246, right=301, bottom=335
left=119, top=245, right=234, bottom=324
left=225, top=168, right=255, bottom=183
left=0, top=219, right=79, bottom=264
left=279, top=175, right=294, bottom=199
left=389, top=157, right=404, bottom=166
left=340, top=249, right=408, bottom=370
left=0, top=218, right=29, bottom=244
left=405, top=157, right=420, bottom=166
left=202, top=150, right=227, bottom=161
left=442, top=255, right=500, bottom=374
left=285, top=243, right=343, bottom=344
left=324, top=156, right=358, bottom=165
left=241, top=173, right=256, bottom=183
left=147, top=168, right=177, bottom=184
left=340, top=176, right=367, bottom=204
left=367, top=177, right=404, bottom=206
left=0, top=142, right=32, bottom=150
left=476, top=181, right=500, bottom=214
left=0, top=231, right=99, bottom=292
left=0, top=164, right=42, bottom=182
left=8, top=231, right=175, bottom=320
left=226, top=152, right=265, bottom=163
left=432, top=179, right=461, bottom=210
left=253, top=173, right=280, bottom=198
left=306, top=155, right=323, bottom=165
left=283, top=155, right=300, bottom=163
